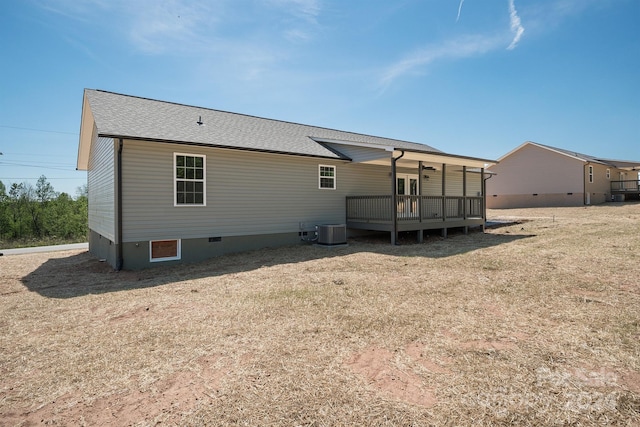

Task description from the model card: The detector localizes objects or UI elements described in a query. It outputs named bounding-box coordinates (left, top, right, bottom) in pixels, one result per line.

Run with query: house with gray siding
left=77, top=89, right=495, bottom=270
left=486, top=141, right=640, bottom=209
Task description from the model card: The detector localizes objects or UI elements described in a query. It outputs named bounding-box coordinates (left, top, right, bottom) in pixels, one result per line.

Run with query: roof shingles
left=85, top=89, right=443, bottom=159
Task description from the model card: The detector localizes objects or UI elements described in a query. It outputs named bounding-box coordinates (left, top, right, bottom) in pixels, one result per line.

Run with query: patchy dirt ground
left=1, top=204, right=639, bottom=426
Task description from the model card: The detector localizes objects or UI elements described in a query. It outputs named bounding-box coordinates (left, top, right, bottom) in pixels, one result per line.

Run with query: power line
left=1, top=159, right=75, bottom=167
left=0, top=160, right=75, bottom=168
left=1, top=177, right=83, bottom=180
left=1, top=152, right=71, bottom=158
left=0, top=161, right=77, bottom=172
left=0, top=125, right=77, bottom=135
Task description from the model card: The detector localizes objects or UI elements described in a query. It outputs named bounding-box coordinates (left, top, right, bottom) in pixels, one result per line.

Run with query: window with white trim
left=319, top=165, right=336, bottom=189
left=175, top=153, right=205, bottom=206
left=150, top=239, right=181, bottom=262
left=606, top=169, right=610, bottom=179
left=588, top=165, right=593, bottom=183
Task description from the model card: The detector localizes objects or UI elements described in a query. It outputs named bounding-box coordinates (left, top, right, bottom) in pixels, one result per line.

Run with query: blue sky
left=1, top=0, right=638, bottom=196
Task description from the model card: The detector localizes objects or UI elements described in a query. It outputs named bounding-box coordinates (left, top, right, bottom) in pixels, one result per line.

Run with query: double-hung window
left=319, top=165, right=336, bottom=189
left=588, top=165, right=594, bottom=183
left=175, top=153, right=206, bottom=206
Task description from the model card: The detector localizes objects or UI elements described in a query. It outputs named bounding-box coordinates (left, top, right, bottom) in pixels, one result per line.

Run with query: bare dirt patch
left=345, top=345, right=438, bottom=408
left=1, top=204, right=639, bottom=425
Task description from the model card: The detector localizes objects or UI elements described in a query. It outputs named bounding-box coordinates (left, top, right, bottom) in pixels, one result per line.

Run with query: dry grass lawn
left=1, top=204, right=639, bottom=426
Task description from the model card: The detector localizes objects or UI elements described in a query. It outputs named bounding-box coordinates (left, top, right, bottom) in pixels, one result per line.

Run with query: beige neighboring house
left=487, top=141, right=640, bottom=209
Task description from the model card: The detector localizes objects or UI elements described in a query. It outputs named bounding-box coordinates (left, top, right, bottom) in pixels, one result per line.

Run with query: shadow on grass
left=21, top=228, right=533, bottom=299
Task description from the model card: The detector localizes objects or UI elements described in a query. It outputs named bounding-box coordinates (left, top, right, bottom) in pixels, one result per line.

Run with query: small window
left=175, top=153, right=206, bottom=206
left=150, top=239, right=181, bottom=262
left=588, top=166, right=594, bottom=183
left=606, top=169, right=610, bottom=179
left=319, top=165, right=336, bottom=189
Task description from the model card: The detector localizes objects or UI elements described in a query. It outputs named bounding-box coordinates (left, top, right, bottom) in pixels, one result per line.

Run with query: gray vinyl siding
left=397, top=168, right=482, bottom=197
left=445, top=169, right=482, bottom=196
left=446, top=169, right=464, bottom=196
left=120, top=140, right=390, bottom=242
left=87, top=136, right=116, bottom=241
left=467, top=172, right=483, bottom=196
left=423, top=171, right=442, bottom=195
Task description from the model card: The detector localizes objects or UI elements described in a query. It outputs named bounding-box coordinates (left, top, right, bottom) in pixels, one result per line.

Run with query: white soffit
left=393, top=150, right=492, bottom=168
left=355, top=150, right=492, bottom=169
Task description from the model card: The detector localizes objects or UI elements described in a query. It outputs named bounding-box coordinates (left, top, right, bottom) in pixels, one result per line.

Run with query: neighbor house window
left=150, top=239, right=181, bottom=262
left=175, top=153, right=205, bottom=206
left=588, top=166, right=593, bottom=183
left=606, top=169, right=610, bottom=179
left=319, top=165, right=336, bottom=189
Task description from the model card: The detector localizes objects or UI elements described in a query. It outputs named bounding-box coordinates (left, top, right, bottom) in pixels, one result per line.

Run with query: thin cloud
left=36, top=0, right=309, bottom=78
left=288, top=0, right=321, bottom=22
left=264, top=0, right=322, bottom=42
left=507, top=0, right=525, bottom=50
left=125, top=1, right=221, bottom=54
left=456, top=0, right=465, bottom=23
left=378, top=35, right=502, bottom=91
left=39, top=0, right=222, bottom=55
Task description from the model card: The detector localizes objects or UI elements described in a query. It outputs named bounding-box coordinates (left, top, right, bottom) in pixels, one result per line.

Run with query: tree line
left=0, top=176, right=87, bottom=246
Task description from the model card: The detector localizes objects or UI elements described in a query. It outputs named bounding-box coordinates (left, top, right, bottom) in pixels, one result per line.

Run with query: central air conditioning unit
left=317, top=224, right=347, bottom=245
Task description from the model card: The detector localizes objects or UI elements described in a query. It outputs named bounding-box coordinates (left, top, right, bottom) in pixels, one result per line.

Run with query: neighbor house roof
left=498, top=141, right=640, bottom=170
left=78, top=89, right=495, bottom=170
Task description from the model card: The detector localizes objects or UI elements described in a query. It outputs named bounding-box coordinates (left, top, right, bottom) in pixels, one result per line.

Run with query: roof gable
left=498, top=141, right=640, bottom=169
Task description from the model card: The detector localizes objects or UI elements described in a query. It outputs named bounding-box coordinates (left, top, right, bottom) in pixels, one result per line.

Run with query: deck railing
left=346, top=195, right=393, bottom=221
left=346, top=195, right=483, bottom=223
left=611, top=180, right=640, bottom=192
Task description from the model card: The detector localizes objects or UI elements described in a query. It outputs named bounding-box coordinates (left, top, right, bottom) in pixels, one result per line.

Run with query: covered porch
left=611, top=180, right=640, bottom=200
left=608, top=162, right=640, bottom=200
left=344, top=148, right=493, bottom=245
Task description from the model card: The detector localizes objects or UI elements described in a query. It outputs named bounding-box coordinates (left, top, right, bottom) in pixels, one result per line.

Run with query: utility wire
left=0, top=161, right=77, bottom=172
left=2, top=177, right=82, bottom=180
left=1, top=152, right=71, bottom=158
left=1, top=159, right=75, bottom=167
left=0, top=125, right=77, bottom=135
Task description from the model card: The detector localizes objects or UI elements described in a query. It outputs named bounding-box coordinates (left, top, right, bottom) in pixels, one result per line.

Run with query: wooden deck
left=346, top=195, right=485, bottom=241
left=611, top=180, right=640, bottom=200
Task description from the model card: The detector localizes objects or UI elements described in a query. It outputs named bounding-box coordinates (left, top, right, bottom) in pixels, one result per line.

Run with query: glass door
left=397, top=175, right=418, bottom=218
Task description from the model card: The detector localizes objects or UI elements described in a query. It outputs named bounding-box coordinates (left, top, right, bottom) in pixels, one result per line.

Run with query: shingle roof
left=531, top=142, right=608, bottom=164
left=84, top=89, right=443, bottom=159
left=528, top=142, right=640, bottom=169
